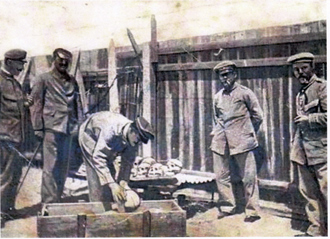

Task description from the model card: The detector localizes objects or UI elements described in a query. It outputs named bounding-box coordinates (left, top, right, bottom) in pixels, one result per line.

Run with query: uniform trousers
left=79, top=136, right=113, bottom=210
left=213, top=148, right=260, bottom=217
left=295, top=162, right=327, bottom=236
left=41, top=131, right=72, bottom=203
left=0, top=141, right=24, bottom=214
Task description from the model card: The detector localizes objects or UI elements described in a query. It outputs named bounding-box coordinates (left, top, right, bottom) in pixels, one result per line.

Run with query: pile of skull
left=131, top=156, right=183, bottom=178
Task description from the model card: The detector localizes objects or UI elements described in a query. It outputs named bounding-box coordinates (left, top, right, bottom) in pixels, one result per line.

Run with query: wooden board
left=86, top=210, right=150, bottom=237
left=37, top=200, right=186, bottom=237
left=37, top=215, right=78, bottom=238
left=140, top=200, right=186, bottom=237
left=43, top=202, right=106, bottom=216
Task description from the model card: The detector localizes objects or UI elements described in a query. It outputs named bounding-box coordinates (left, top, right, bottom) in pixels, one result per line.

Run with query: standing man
left=210, top=60, right=263, bottom=222
left=78, top=111, right=154, bottom=210
left=0, top=49, right=32, bottom=228
left=288, top=52, right=327, bottom=237
left=31, top=48, right=82, bottom=203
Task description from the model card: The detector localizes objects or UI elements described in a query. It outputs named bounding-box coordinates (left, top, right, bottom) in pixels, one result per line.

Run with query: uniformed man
left=210, top=60, right=263, bottom=222
left=30, top=48, right=83, bottom=203
left=78, top=111, right=154, bottom=210
left=288, top=52, right=327, bottom=237
left=0, top=49, right=32, bottom=228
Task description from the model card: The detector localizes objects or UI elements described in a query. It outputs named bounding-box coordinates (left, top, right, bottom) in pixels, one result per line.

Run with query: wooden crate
left=37, top=202, right=150, bottom=237
left=140, top=200, right=186, bottom=237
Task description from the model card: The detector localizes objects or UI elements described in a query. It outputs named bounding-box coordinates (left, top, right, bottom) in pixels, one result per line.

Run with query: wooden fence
left=10, top=19, right=326, bottom=185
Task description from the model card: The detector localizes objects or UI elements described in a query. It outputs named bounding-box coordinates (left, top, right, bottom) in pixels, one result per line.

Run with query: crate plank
left=140, top=200, right=186, bottom=237
left=44, top=202, right=106, bottom=216
left=86, top=210, right=150, bottom=237
left=37, top=215, right=78, bottom=238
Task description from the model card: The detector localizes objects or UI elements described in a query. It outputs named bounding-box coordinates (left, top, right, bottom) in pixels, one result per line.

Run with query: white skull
left=161, top=164, right=169, bottom=176
left=166, top=159, right=183, bottom=176
left=131, top=156, right=143, bottom=178
left=141, top=157, right=156, bottom=165
left=148, top=163, right=164, bottom=177
left=136, top=162, right=151, bottom=178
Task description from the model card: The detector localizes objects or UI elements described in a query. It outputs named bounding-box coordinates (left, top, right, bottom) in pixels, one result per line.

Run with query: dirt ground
left=0, top=166, right=306, bottom=238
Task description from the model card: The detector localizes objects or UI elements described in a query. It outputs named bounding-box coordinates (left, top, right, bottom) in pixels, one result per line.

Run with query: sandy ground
left=0, top=166, right=305, bottom=238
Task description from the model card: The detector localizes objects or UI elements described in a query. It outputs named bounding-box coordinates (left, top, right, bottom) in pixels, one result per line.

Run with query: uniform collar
left=50, top=66, right=70, bottom=80
left=0, top=67, right=20, bottom=82
left=300, top=74, right=317, bottom=93
left=222, top=82, right=238, bottom=94
left=121, top=122, right=131, bottom=146
left=0, top=67, right=13, bottom=78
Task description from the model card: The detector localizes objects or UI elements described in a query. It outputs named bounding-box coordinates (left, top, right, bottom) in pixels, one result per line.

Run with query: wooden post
left=141, top=15, right=158, bottom=158
left=150, top=15, right=158, bottom=64
left=77, top=213, right=86, bottom=237
left=70, top=51, right=88, bottom=115
left=108, top=39, right=120, bottom=113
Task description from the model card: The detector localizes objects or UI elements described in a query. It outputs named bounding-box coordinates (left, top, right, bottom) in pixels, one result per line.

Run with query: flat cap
left=213, top=60, right=236, bottom=72
left=287, top=52, right=314, bottom=64
left=4, top=49, right=27, bottom=61
left=53, top=48, right=72, bottom=59
left=134, top=117, right=155, bottom=144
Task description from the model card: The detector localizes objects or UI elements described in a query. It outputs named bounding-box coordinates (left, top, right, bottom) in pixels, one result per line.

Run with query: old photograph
left=0, top=0, right=327, bottom=237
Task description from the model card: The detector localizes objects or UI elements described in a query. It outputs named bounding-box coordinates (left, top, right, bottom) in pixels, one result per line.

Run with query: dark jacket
left=290, top=74, right=327, bottom=165
left=30, top=68, right=82, bottom=135
left=0, top=69, right=27, bottom=143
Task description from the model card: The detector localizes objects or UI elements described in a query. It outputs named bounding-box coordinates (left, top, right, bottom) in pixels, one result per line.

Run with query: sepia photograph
left=0, top=0, right=327, bottom=237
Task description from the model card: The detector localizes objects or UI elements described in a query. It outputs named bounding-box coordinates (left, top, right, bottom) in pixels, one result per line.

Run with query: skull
left=136, top=162, right=151, bottom=178
left=131, top=156, right=143, bottom=178
left=141, top=157, right=156, bottom=165
left=161, top=164, right=169, bottom=176
left=148, top=163, right=165, bottom=177
left=166, top=159, right=183, bottom=176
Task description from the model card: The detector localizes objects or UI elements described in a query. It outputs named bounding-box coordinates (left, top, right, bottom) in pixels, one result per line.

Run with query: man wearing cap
left=78, top=111, right=154, bottom=209
left=210, top=60, right=263, bottom=222
left=30, top=48, right=83, bottom=203
left=287, top=52, right=327, bottom=237
left=0, top=49, right=32, bottom=227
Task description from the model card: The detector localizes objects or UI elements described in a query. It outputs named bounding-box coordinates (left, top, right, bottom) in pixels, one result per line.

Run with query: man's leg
left=297, top=163, right=325, bottom=236
left=41, top=131, right=59, bottom=203
left=213, top=151, right=236, bottom=215
left=55, top=134, right=72, bottom=200
left=234, top=151, right=260, bottom=220
left=0, top=142, right=24, bottom=227
left=313, top=163, right=327, bottom=236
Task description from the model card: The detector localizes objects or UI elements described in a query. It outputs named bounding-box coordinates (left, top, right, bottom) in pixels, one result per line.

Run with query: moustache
left=59, top=63, right=68, bottom=67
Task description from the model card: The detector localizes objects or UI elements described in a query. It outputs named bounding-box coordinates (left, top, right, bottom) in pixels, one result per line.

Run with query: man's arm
left=117, top=146, right=137, bottom=184
left=245, top=89, right=263, bottom=132
left=30, top=75, right=45, bottom=139
left=309, top=83, right=327, bottom=129
left=73, top=77, right=84, bottom=124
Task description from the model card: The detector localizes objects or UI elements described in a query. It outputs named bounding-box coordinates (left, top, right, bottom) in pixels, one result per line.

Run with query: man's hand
left=119, top=180, right=131, bottom=190
left=294, top=115, right=309, bottom=128
left=109, top=182, right=127, bottom=203
left=24, top=95, right=34, bottom=107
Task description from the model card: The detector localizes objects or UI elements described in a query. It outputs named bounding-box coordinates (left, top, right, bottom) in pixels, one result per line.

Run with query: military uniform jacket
left=210, top=83, right=263, bottom=155
left=291, top=74, right=327, bottom=165
left=0, top=69, right=27, bottom=143
left=79, top=112, right=137, bottom=186
left=31, top=69, right=82, bottom=134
